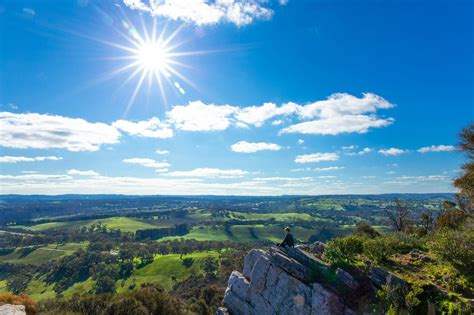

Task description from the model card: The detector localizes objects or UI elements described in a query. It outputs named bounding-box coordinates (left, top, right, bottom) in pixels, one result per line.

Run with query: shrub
left=429, top=227, right=474, bottom=275
left=435, top=209, right=468, bottom=230
left=383, top=233, right=424, bottom=254
left=324, top=236, right=364, bottom=265
left=363, top=238, right=394, bottom=263
left=374, top=283, right=423, bottom=314
left=354, top=222, right=380, bottom=238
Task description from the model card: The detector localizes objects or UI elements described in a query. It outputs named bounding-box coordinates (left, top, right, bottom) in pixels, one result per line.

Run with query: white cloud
left=113, top=118, right=173, bottom=139
left=123, top=158, right=170, bottom=169
left=122, top=0, right=275, bottom=26
left=234, top=102, right=296, bottom=127
left=297, top=139, right=304, bottom=145
left=378, top=148, right=408, bottom=156
left=253, top=177, right=312, bottom=181
left=0, top=112, right=120, bottom=152
left=67, top=169, right=100, bottom=176
left=346, top=147, right=373, bottom=156
left=156, top=149, right=170, bottom=155
left=290, top=168, right=307, bottom=172
left=280, top=115, right=393, bottom=135
left=0, top=156, right=62, bottom=163
left=295, top=152, right=339, bottom=164
left=318, top=175, right=337, bottom=179
left=231, top=141, right=282, bottom=153
left=167, top=101, right=237, bottom=131
left=313, top=166, right=344, bottom=171
left=166, top=167, right=248, bottom=178
left=165, top=93, right=393, bottom=135
left=397, top=175, right=446, bottom=181
left=271, top=119, right=283, bottom=126
left=342, top=145, right=357, bottom=150
left=417, top=145, right=456, bottom=153
left=280, top=93, right=394, bottom=135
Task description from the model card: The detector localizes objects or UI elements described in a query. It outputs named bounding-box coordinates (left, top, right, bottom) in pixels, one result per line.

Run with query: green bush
left=324, top=236, right=364, bottom=265
left=363, top=238, right=394, bottom=263
left=382, top=233, right=424, bottom=254
left=429, top=227, right=474, bottom=275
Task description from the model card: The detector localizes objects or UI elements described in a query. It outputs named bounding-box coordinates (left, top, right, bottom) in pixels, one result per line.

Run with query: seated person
left=278, top=227, right=295, bottom=247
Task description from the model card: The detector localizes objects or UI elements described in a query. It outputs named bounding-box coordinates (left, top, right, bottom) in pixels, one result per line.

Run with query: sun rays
left=97, top=15, right=200, bottom=116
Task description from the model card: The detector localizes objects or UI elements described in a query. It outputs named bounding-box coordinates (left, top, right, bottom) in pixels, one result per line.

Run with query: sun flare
left=96, top=16, right=203, bottom=115
left=136, top=41, right=169, bottom=72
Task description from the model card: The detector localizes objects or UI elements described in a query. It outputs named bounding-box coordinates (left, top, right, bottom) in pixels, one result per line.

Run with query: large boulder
left=369, top=266, right=407, bottom=289
left=222, top=247, right=356, bottom=315
left=0, top=305, right=26, bottom=315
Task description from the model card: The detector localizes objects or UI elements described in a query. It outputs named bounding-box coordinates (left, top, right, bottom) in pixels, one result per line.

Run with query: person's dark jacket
left=278, top=232, right=295, bottom=247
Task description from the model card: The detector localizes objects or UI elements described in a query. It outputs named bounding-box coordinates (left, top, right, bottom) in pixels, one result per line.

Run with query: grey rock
left=0, top=305, right=26, bottom=315
left=243, top=249, right=266, bottom=279
left=268, top=250, right=314, bottom=283
left=222, top=247, right=349, bottom=315
left=336, top=268, right=358, bottom=290
left=309, top=241, right=327, bottom=257
left=408, top=249, right=433, bottom=262
left=370, top=266, right=407, bottom=289
left=311, top=283, right=345, bottom=315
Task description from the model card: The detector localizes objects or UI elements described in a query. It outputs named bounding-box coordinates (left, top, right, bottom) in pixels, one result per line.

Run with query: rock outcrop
left=0, top=304, right=26, bottom=315
left=221, top=246, right=375, bottom=315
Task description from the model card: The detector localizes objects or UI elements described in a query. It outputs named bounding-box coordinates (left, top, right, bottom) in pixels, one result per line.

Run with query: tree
left=354, top=221, right=380, bottom=238
left=454, top=124, right=474, bottom=212
left=385, top=199, right=412, bottom=233
left=95, top=275, right=116, bottom=294
left=419, top=212, right=434, bottom=235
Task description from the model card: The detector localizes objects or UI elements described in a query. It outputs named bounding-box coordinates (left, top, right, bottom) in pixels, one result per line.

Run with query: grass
left=161, top=224, right=316, bottom=243
left=18, top=217, right=162, bottom=233
left=26, top=277, right=56, bottom=301
left=118, top=251, right=220, bottom=291
left=0, top=242, right=88, bottom=265
left=228, top=211, right=317, bottom=222
left=0, top=280, right=8, bottom=293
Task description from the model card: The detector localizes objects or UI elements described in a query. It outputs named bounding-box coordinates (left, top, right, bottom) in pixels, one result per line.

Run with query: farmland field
left=18, top=217, right=163, bottom=233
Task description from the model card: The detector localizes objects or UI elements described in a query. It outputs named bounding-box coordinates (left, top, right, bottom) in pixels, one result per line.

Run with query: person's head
left=284, top=227, right=291, bottom=233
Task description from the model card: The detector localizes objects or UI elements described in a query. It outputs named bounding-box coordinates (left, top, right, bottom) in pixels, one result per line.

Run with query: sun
left=94, top=16, right=201, bottom=115
left=136, top=41, right=169, bottom=72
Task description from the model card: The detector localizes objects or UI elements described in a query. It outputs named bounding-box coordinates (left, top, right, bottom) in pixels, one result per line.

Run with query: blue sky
left=0, top=0, right=473, bottom=195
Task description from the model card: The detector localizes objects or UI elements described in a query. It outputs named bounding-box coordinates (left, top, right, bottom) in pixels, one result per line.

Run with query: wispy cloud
left=346, top=147, right=372, bottom=156
left=113, top=118, right=173, bottom=139
left=378, top=148, right=408, bottom=156
left=231, top=141, right=282, bottom=153
left=313, top=166, right=344, bottom=171
left=123, top=158, right=170, bottom=169
left=67, top=169, right=100, bottom=176
left=417, top=145, right=456, bottom=153
left=295, top=152, right=339, bottom=164
left=0, top=156, right=62, bottom=163
left=166, top=167, right=248, bottom=178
